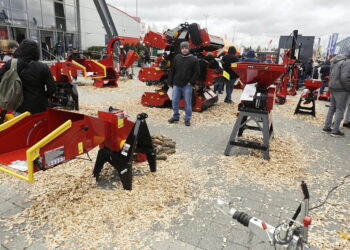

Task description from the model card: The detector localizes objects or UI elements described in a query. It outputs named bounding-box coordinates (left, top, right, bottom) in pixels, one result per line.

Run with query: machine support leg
left=93, top=113, right=156, bottom=190
left=225, top=111, right=272, bottom=160
left=294, top=96, right=316, bottom=117
left=225, top=112, right=245, bottom=156
left=262, top=115, right=270, bottom=160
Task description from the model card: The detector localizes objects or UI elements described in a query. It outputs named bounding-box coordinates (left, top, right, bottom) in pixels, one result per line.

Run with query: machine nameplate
left=44, top=146, right=65, bottom=167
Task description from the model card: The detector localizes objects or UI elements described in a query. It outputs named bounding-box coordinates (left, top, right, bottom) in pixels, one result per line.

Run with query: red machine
left=294, top=79, right=322, bottom=117
left=49, top=57, right=108, bottom=110
left=94, top=36, right=139, bottom=88
left=275, top=30, right=301, bottom=104
left=225, top=62, right=286, bottom=160
left=0, top=108, right=156, bottom=190
left=92, top=0, right=139, bottom=87
left=275, top=52, right=300, bottom=104
left=139, top=22, right=224, bottom=112
left=318, top=76, right=330, bottom=101
left=234, top=63, right=287, bottom=111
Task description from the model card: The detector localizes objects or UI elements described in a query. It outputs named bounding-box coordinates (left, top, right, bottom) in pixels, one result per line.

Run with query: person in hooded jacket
left=243, top=50, right=260, bottom=63
left=222, top=46, right=239, bottom=103
left=167, top=41, right=200, bottom=126
left=322, top=48, right=350, bottom=137
left=304, top=59, right=314, bottom=80
left=319, top=60, right=331, bottom=94
left=0, top=39, right=56, bottom=115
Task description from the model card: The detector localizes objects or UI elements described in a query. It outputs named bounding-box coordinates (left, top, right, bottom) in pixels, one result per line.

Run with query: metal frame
left=225, top=110, right=273, bottom=160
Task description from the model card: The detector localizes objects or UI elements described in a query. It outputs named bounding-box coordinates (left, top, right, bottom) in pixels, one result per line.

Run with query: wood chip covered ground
left=1, top=76, right=349, bottom=249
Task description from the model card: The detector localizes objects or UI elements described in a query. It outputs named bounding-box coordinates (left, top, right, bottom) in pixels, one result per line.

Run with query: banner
left=329, top=33, right=339, bottom=56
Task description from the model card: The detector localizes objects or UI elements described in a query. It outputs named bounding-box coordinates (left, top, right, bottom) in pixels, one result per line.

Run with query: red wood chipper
left=275, top=30, right=301, bottom=105
left=0, top=58, right=107, bottom=124
left=225, top=62, right=286, bottom=160
left=92, top=0, right=139, bottom=88
left=49, top=58, right=107, bottom=110
left=93, top=36, right=139, bottom=88
left=139, top=22, right=224, bottom=112
left=0, top=108, right=156, bottom=190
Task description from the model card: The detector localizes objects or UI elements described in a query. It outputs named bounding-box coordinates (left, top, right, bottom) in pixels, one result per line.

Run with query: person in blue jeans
left=222, top=46, right=239, bottom=103
left=167, top=41, right=200, bottom=126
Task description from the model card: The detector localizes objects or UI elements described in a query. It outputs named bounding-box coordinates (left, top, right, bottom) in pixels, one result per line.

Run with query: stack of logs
left=152, top=135, right=176, bottom=161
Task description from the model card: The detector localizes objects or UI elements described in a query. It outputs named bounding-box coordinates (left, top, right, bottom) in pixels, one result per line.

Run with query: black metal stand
left=294, top=93, right=316, bottom=117
left=93, top=113, right=156, bottom=190
left=225, top=109, right=273, bottom=160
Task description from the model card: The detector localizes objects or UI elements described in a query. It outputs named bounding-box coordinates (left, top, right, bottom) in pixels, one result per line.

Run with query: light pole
left=136, top=0, right=138, bottom=17
left=232, top=26, right=236, bottom=42
left=204, top=14, right=209, bottom=28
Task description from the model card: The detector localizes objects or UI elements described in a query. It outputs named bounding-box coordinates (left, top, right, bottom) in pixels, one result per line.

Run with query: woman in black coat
left=0, top=39, right=56, bottom=114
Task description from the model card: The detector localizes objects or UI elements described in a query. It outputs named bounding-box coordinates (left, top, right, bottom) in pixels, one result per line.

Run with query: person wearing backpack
left=322, top=48, right=350, bottom=137
left=0, top=39, right=56, bottom=115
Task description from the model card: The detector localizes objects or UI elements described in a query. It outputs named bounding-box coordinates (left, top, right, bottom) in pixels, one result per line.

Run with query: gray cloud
left=107, top=0, right=350, bottom=49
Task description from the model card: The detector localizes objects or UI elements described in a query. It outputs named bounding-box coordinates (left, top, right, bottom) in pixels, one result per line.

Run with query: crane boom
left=93, top=0, right=119, bottom=41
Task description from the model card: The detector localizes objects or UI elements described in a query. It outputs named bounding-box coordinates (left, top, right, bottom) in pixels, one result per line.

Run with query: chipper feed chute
left=225, top=62, right=286, bottom=160
left=0, top=108, right=156, bottom=190
left=234, top=62, right=287, bottom=87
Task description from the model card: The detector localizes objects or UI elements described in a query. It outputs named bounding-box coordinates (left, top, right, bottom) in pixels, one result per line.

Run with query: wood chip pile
left=4, top=150, right=210, bottom=249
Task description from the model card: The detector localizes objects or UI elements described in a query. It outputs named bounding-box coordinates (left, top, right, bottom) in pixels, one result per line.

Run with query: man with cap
left=167, top=41, right=200, bottom=126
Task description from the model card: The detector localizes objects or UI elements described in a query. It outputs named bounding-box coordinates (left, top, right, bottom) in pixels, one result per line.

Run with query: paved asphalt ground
left=1, top=72, right=349, bottom=249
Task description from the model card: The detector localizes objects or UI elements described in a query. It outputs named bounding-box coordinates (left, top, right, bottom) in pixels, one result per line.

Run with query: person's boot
left=184, top=120, right=191, bottom=126
left=343, top=122, right=350, bottom=128
left=330, top=131, right=345, bottom=137
left=168, top=117, right=179, bottom=124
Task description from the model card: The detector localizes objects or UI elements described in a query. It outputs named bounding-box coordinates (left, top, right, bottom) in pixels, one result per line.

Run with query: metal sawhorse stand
left=224, top=109, right=273, bottom=160
left=294, top=94, right=316, bottom=117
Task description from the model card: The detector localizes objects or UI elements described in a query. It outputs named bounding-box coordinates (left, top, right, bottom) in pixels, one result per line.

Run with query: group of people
left=0, top=39, right=56, bottom=115
left=3, top=38, right=349, bottom=137
left=167, top=43, right=260, bottom=126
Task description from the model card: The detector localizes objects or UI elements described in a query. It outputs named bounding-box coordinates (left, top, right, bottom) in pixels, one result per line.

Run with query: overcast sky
left=107, top=0, right=350, bottom=50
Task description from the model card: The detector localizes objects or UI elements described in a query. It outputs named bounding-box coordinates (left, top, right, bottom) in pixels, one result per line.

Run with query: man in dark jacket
left=323, top=48, right=350, bottom=137
left=304, top=59, right=314, bottom=80
left=319, top=60, right=330, bottom=94
left=243, top=50, right=260, bottom=63
left=167, top=41, right=200, bottom=126
left=0, top=39, right=56, bottom=114
left=222, top=46, right=239, bottom=103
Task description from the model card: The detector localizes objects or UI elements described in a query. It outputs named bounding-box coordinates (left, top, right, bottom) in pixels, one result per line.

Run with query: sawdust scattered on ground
left=309, top=178, right=350, bottom=250
left=217, top=133, right=316, bottom=191
left=78, top=99, right=238, bottom=127
left=3, top=150, right=210, bottom=249
left=274, top=93, right=328, bottom=126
